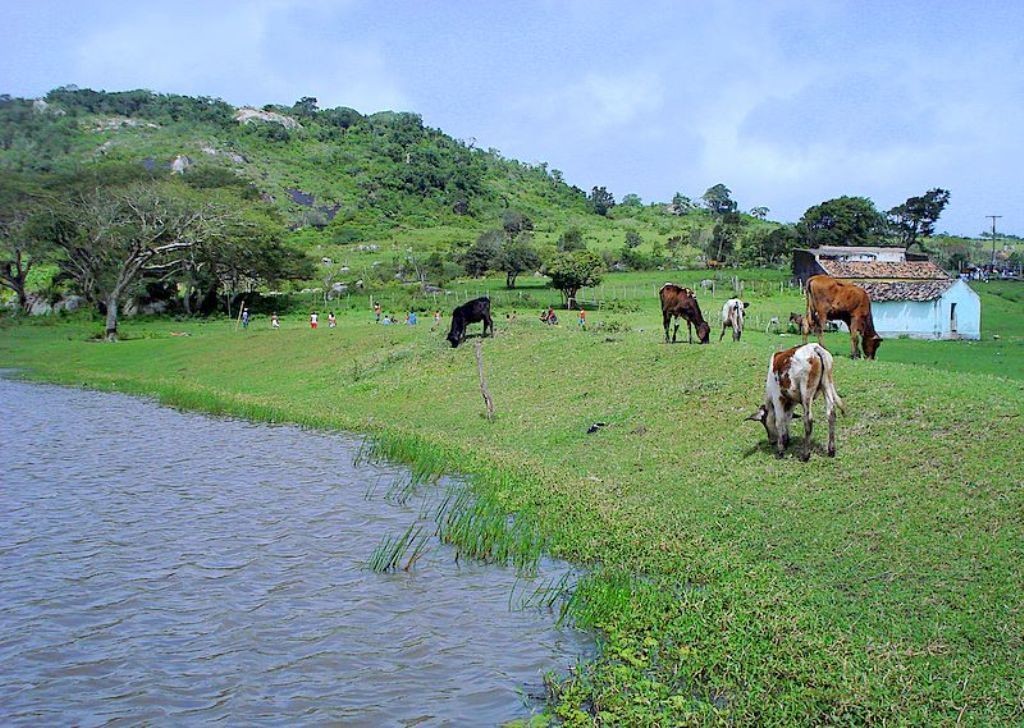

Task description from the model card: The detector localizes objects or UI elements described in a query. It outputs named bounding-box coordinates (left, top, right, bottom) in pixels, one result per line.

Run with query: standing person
left=374, top=302, right=382, bottom=323
left=328, top=311, right=337, bottom=328
left=271, top=312, right=280, bottom=329
left=310, top=311, right=319, bottom=329
left=408, top=310, right=417, bottom=325
left=241, top=308, right=250, bottom=329
left=578, top=307, right=586, bottom=330
left=432, top=310, right=441, bottom=330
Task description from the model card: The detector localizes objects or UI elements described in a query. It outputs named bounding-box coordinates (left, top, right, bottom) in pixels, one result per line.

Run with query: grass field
left=1, top=277, right=1021, bottom=725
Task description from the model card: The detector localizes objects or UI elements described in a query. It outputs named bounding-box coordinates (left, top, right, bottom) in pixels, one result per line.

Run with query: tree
left=670, top=192, right=694, bottom=215
left=888, top=188, right=951, bottom=251
left=702, top=184, right=737, bottom=216
left=496, top=237, right=541, bottom=288
left=587, top=186, right=615, bottom=216
left=545, top=250, right=604, bottom=308
left=749, top=206, right=769, bottom=220
left=797, top=196, right=888, bottom=248
left=557, top=226, right=586, bottom=252
left=40, top=181, right=233, bottom=340
left=461, top=229, right=502, bottom=277
left=620, top=193, right=642, bottom=207
left=624, top=230, right=642, bottom=249
left=0, top=173, right=51, bottom=311
left=500, top=209, right=533, bottom=240
left=291, top=96, right=319, bottom=119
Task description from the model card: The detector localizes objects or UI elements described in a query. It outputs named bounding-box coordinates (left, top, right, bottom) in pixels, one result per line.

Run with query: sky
left=3, top=0, right=1022, bottom=237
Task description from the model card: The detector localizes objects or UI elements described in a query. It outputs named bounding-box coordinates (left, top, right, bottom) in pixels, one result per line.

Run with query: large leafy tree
left=461, top=229, right=502, bottom=277
left=496, top=237, right=541, bottom=289
left=702, top=183, right=738, bottom=216
left=39, top=180, right=230, bottom=339
left=587, top=186, right=615, bottom=216
left=797, top=196, right=888, bottom=248
left=0, top=172, right=52, bottom=311
left=545, top=250, right=604, bottom=308
left=888, top=188, right=951, bottom=251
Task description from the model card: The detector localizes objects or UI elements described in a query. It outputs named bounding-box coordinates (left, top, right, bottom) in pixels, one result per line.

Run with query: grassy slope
left=2, top=282, right=1021, bottom=725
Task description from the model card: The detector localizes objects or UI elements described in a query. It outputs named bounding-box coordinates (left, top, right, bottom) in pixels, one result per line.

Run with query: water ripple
left=0, top=378, right=590, bottom=726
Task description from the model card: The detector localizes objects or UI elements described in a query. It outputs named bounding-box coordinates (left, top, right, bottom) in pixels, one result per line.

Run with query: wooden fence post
left=474, top=340, right=495, bottom=422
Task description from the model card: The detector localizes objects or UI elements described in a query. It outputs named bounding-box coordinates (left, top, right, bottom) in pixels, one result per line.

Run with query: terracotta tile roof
left=859, top=280, right=956, bottom=302
left=818, top=260, right=950, bottom=279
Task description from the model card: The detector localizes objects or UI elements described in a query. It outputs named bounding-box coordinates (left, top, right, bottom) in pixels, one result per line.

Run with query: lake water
left=0, top=378, right=589, bottom=726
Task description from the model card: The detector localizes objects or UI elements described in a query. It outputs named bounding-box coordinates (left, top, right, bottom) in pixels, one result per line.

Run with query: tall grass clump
left=368, top=523, right=430, bottom=573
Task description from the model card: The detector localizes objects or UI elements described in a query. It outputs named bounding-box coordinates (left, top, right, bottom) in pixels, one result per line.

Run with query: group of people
left=539, top=305, right=586, bottom=329
left=243, top=302, right=587, bottom=332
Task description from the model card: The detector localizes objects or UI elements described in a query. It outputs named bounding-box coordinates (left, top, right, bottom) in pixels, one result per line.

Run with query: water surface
left=0, top=378, right=588, bottom=726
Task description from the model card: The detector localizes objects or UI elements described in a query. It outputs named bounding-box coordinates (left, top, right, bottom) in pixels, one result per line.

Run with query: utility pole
left=986, top=215, right=1001, bottom=267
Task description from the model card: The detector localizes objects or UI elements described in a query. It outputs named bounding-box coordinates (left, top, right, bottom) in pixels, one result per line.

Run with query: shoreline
left=2, top=315, right=1022, bottom=724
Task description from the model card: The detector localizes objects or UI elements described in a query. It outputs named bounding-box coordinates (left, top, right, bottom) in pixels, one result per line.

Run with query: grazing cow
left=719, top=298, right=749, bottom=341
left=659, top=283, right=710, bottom=344
left=447, top=297, right=493, bottom=348
left=788, top=312, right=804, bottom=331
left=803, top=275, right=882, bottom=359
left=746, top=343, right=844, bottom=461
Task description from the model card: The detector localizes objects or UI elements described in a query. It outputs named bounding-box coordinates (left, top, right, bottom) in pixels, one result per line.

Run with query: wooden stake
left=474, top=340, right=495, bottom=422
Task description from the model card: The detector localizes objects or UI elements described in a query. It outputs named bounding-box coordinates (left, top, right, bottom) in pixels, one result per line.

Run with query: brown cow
left=803, top=275, right=882, bottom=359
left=659, top=283, right=710, bottom=344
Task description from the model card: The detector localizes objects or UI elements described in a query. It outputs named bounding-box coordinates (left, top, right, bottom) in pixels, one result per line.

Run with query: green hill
left=1, top=87, right=774, bottom=272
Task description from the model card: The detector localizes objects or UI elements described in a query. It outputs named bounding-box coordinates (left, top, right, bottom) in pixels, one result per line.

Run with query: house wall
left=872, top=280, right=981, bottom=340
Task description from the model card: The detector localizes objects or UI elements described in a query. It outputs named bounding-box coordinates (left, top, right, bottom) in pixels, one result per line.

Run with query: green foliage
left=701, top=183, right=738, bottom=216
left=797, top=195, right=889, bottom=247
left=461, top=229, right=502, bottom=276
left=557, top=226, right=586, bottom=252
left=624, top=230, right=642, bottom=249
left=545, top=249, right=605, bottom=306
left=496, top=237, right=542, bottom=288
left=888, top=188, right=951, bottom=251
left=587, top=186, right=615, bottom=216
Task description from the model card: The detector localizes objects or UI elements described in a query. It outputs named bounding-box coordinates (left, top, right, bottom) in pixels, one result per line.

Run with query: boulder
left=234, top=108, right=302, bottom=130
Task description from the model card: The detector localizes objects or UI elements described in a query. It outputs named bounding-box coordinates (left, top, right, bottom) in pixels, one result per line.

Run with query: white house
left=814, top=259, right=981, bottom=340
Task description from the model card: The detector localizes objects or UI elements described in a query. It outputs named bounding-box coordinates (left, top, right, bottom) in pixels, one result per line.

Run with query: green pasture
left=1, top=278, right=1021, bottom=725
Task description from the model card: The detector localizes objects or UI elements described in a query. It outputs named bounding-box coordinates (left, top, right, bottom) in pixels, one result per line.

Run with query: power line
left=986, top=215, right=1002, bottom=267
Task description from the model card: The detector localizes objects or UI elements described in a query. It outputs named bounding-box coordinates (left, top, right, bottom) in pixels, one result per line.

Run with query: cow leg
left=663, top=312, right=671, bottom=343
left=849, top=322, right=860, bottom=359
left=773, top=401, right=789, bottom=457
left=800, top=395, right=814, bottom=462
left=734, top=326, right=741, bottom=342
left=485, top=313, right=494, bottom=338
left=826, top=399, right=836, bottom=457
left=687, top=320, right=693, bottom=344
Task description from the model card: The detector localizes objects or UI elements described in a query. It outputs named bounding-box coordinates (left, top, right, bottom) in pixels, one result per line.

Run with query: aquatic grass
left=367, top=523, right=430, bottom=573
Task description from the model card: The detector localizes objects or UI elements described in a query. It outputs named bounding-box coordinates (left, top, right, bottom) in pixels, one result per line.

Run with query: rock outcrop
left=234, top=108, right=302, bottom=130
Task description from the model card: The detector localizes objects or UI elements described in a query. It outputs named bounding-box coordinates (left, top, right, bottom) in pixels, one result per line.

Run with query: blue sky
left=3, top=0, right=1022, bottom=236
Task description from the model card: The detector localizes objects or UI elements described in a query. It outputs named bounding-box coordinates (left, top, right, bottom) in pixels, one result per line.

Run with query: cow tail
left=814, top=345, right=845, bottom=415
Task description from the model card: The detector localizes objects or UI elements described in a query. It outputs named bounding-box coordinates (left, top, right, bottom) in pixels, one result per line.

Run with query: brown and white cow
left=803, top=275, right=882, bottom=359
left=659, top=283, right=710, bottom=344
left=719, top=298, right=749, bottom=341
left=746, top=343, right=844, bottom=461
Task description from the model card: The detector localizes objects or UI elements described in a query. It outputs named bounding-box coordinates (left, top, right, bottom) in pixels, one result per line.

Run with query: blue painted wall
left=872, top=280, right=980, bottom=340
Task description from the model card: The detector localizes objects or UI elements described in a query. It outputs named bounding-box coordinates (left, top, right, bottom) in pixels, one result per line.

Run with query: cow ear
left=745, top=407, right=766, bottom=423
left=743, top=301, right=750, bottom=308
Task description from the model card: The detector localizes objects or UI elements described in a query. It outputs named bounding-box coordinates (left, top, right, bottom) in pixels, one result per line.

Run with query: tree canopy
left=797, top=196, right=888, bottom=248
left=888, top=188, right=951, bottom=251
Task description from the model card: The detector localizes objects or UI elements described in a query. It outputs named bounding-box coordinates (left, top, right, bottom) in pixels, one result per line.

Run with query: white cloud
left=72, top=1, right=407, bottom=112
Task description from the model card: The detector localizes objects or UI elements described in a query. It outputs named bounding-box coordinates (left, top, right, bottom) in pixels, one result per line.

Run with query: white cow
left=746, top=343, right=844, bottom=461
left=719, top=298, right=749, bottom=342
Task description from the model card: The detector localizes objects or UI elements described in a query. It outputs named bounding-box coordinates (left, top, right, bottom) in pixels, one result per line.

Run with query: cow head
left=745, top=404, right=775, bottom=442
left=863, top=334, right=883, bottom=360
left=697, top=321, right=711, bottom=344
left=447, top=323, right=465, bottom=348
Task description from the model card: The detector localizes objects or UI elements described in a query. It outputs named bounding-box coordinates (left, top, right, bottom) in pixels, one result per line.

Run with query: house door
left=950, top=302, right=958, bottom=334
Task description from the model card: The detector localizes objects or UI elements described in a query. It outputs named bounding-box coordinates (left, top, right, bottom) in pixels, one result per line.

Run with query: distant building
left=793, top=247, right=981, bottom=340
